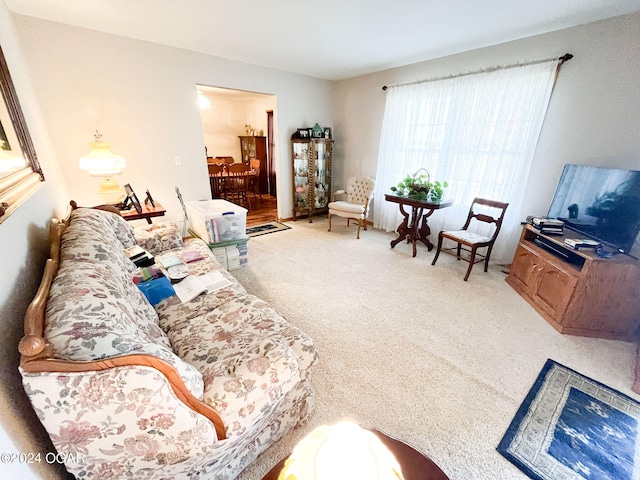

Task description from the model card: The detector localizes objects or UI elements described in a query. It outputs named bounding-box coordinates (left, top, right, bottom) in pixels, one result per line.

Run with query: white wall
left=13, top=15, right=333, bottom=221
left=0, top=2, right=70, bottom=478
left=333, top=12, right=640, bottom=257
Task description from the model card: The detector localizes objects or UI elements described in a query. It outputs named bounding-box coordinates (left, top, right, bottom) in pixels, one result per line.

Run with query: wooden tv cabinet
left=506, top=224, right=640, bottom=342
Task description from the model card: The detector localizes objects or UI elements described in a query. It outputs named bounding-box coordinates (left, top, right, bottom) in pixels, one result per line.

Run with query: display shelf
left=291, top=138, right=333, bottom=222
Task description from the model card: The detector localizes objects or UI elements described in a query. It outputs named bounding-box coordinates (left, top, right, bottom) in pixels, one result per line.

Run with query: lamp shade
left=79, top=131, right=126, bottom=176
left=279, top=421, right=404, bottom=480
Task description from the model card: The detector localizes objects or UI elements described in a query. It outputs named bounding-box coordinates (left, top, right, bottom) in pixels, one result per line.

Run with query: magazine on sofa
left=172, top=271, right=232, bottom=303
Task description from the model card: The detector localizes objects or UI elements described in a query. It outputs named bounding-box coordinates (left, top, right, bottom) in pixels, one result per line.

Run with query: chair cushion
left=328, top=201, right=365, bottom=216
left=442, top=230, right=491, bottom=244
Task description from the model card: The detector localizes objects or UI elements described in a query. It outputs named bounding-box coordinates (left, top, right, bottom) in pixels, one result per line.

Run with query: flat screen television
left=547, top=164, right=640, bottom=257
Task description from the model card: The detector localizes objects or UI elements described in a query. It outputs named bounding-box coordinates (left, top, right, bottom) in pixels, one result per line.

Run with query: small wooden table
left=385, top=194, right=453, bottom=257
left=121, top=202, right=166, bottom=224
left=262, top=427, right=449, bottom=480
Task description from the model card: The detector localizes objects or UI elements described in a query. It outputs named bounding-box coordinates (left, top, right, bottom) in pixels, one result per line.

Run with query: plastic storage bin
left=186, top=200, right=247, bottom=244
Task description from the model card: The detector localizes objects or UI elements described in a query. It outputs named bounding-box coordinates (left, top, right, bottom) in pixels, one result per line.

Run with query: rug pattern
left=246, top=221, right=291, bottom=237
left=497, top=359, right=640, bottom=480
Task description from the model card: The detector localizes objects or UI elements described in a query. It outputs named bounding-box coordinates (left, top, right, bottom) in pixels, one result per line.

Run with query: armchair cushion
left=328, top=201, right=366, bottom=217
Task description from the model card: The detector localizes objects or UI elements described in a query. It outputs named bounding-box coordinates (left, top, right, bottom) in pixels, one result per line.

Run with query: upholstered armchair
left=328, top=176, right=375, bottom=239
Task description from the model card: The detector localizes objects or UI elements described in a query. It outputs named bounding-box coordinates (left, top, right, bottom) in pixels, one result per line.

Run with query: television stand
left=506, top=224, right=640, bottom=342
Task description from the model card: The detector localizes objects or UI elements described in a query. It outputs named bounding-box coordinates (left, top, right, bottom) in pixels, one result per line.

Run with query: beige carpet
left=232, top=217, right=637, bottom=480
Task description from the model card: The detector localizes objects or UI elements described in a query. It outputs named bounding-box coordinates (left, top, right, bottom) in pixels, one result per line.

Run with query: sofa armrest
left=20, top=353, right=226, bottom=440
left=22, top=364, right=222, bottom=478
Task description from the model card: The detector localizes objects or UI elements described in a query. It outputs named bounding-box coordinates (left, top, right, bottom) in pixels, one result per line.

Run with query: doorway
left=196, top=85, right=278, bottom=226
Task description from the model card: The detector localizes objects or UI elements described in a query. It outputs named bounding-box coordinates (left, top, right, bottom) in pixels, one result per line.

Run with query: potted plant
left=390, top=168, right=449, bottom=202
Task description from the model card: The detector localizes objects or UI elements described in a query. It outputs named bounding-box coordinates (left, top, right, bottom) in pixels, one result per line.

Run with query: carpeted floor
left=231, top=217, right=637, bottom=480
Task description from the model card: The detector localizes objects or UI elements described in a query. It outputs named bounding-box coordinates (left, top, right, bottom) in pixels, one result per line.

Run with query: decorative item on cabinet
left=291, top=136, right=333, bottom=222
left=312, top=123, right=323, bottom=138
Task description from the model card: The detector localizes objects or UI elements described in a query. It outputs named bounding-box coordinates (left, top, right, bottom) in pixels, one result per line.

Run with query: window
left=375, top=59, right=560, bottom=261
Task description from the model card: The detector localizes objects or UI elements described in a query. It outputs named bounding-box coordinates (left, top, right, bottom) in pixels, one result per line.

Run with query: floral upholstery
left=45, top=208, right=204, bottom=397
left=102, top=209, right=137, bottom=248
left=440, top=230, right=491, bottom=244
left=21, top=208, right=317, bottom=479
left=134, top=221, right=184, bottom=254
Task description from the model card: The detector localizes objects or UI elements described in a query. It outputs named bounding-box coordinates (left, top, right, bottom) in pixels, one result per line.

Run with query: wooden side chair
left=328, top=176, right=375, bottom=239
left=431, top=198, right=509, bottom=281
left=248, top=158, right=263, bottom=202
left=226, top=163, right=251, bottom=210
left=208, top=163, right=226, bottom=199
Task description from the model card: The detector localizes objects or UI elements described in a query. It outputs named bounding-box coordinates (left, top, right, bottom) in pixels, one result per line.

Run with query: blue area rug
left=246, top=221, right=291, bottom=238
left=497, top=359, right=640, bottom=480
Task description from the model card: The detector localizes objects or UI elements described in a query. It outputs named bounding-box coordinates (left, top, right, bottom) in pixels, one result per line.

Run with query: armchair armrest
left=332, top=190, right=346, bottom=201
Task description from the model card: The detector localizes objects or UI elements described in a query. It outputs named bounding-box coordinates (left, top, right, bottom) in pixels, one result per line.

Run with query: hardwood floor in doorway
left=247, top=195, right=278, bottom=227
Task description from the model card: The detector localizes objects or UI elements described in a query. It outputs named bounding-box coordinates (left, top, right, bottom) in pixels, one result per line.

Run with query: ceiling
left=6, top=0, right=640, bottom=80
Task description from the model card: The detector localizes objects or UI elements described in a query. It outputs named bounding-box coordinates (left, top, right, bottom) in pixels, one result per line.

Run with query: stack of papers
left=172, top=270, right=232, bottom=303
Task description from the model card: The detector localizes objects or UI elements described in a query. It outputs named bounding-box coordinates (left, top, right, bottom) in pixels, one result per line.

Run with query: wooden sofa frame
left=18, top=203, right=227, bottom=439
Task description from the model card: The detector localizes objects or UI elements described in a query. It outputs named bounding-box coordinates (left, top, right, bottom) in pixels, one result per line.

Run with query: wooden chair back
left=226, top=164, right=251, bottom=209
left=462, top=197, right=509, bottom=241
left=249, top=158, right=261, bottom=173
left=208, top=164, right=226, bottom=198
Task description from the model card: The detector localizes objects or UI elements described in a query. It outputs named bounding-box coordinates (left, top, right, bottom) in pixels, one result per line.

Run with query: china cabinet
left=291, top=138, right=333, bottom=222
left=239, top=136, right=268, bottom=193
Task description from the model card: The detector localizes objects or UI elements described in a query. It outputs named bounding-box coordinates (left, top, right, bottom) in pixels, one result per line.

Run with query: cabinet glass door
left=293, top=141, right=310, bottom=211
left=313, top=141, right=331, bottom=209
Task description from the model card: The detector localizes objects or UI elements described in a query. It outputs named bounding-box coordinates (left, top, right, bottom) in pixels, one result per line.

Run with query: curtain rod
left=382, top=53, right=573, bottom=91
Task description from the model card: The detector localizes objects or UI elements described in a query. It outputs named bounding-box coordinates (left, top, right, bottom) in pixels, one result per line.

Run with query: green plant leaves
left=389, top=170, right=448, bottom=201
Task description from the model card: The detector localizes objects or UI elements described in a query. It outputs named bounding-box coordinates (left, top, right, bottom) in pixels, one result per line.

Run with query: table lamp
left=79, top=130, right=126, bottom=202
left=278, top=421, right=404, bottom=480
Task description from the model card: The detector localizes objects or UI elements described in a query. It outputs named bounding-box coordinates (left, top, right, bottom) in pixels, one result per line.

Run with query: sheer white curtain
left=374, top=59, right=560, bottom=262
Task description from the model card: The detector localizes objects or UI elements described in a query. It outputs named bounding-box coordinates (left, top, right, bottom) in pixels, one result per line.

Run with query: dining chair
left=208, top=163, right=227, bottom=199
left=431, top=197, right=509, bottom=281
left=248, top=158, right=263, bottom=202
left=226, top=163, right=251, bottom=210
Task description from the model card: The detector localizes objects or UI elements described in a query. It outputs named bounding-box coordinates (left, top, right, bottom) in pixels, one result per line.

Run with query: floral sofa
left=18, top=205, right=318, bottom=479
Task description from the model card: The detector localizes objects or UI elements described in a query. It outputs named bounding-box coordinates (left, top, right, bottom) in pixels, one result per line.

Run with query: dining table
left=209, top=166, right=259, bottom=209
left=384, top=194, right=453, bottom=257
